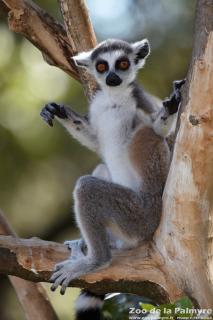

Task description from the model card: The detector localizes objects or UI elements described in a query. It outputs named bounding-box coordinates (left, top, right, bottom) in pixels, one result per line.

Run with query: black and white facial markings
left=72, top=39, right=150, bottom=88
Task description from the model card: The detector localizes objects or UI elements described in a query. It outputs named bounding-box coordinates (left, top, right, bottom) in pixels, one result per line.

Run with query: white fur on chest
left=90, top=89, right=142, bottom=191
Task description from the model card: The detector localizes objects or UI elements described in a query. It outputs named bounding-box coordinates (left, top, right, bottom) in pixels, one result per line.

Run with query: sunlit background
left=0, top=0, right=196, bottom=319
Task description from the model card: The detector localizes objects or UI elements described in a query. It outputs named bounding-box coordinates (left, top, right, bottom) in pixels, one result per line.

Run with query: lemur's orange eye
left=96, top=61, right=108, bottom=73
left=97, top=64, right=106, bottom=72
left=116, top=58, right=130, bottom=71
left=119, top=60, right=129, bottom=70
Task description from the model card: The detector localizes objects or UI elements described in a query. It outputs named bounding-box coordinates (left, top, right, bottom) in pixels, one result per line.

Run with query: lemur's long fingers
left=173, top=79, right=186, bottom=90
left=162, top=79, right=186, bottom=115
left=50, top=270, right=64, bottom=283
left=50, top=274, right=67, bottom=292
left=45, top=102, right=59, bottom=114
left=44, top=109, right=54, bottom=119
left=41, top=102, right=68, bottom=122
left=40, top=110, right=54, bottom=127
left=174, top=80, right=186, bottom=102
left=60, top=276, right=73, bottom=295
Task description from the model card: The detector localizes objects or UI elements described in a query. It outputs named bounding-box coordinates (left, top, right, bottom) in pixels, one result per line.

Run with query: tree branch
left=0, top=235, right=181, bottom=304
left=2, top=0, right=98, bottom=96
left=58, top=0, right=97, bottom=98
left=0, top=211, right=58, bottom=320
left=2, top=0, right=79, bottom=80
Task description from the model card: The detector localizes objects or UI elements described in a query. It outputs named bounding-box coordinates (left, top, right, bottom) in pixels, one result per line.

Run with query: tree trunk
left=156, top=0, right=213, bottom=307
left=0, top=0, right=212, bottom=309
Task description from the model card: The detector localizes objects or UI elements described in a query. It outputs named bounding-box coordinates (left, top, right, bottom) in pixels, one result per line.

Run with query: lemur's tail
left=75, top=290, right=105, bottom=320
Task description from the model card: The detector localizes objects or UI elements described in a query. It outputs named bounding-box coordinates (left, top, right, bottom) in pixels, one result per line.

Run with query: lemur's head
left=72, top=39, right=150, bottom=89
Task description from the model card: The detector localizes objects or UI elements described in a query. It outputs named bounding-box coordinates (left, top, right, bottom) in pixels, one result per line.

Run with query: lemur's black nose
left=106, top=72, right=122, bottom=86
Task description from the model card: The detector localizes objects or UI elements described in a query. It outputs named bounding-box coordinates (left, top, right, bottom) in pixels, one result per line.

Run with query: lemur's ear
left=131, top=39, right=150, bottom=68
left=72, top=50, right=92, bottom=68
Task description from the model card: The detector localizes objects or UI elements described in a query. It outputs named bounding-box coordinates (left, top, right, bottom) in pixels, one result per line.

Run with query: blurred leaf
left=175, top=296, right=193, bottom=309
left=174, top=296, right=193, bottom=319
left=139, top=302, right=156, bottom=312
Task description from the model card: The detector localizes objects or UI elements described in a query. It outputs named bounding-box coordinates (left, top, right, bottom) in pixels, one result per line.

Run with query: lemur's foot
left=40, top=102, right=68, bottom=127
left=163, top=79, right=186, bottom=115
left=50, top=259, right=82, bottom=295
left=50, top=257, right=107, bottom=295
left=64, top=239, right=87, bottom=259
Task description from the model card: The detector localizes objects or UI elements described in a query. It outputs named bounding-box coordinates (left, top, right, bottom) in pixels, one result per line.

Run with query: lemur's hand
left=40, top=102, right=68, bottom=127
left=163, top=79, right=186, bottom=115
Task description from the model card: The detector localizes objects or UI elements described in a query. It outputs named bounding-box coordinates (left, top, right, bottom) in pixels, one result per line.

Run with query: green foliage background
left=0, top=1, right=196, bottom=319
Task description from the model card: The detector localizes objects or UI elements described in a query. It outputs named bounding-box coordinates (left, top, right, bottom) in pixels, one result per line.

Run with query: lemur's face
left=72, top=39, right=150, bottom=89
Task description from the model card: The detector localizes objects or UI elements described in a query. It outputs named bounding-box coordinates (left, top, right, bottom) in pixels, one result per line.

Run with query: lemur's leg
left=64, top=163, right=112, bottom=255
left=40, top=103, right=98, bottom=152
left=153, top=79, right=185, bottom=137
left=92, top=165, right=146, bottom=250
left=63, top=164, right=111, bottom=256
left=50, top=176, right=162, bottom=294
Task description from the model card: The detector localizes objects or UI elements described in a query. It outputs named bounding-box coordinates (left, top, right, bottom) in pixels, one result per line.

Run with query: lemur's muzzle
left=106, top=72, right=122, bottom=86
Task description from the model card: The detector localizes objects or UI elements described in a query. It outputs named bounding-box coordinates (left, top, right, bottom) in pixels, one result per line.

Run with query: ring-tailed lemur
left=40, top=38, right=185, bottom=319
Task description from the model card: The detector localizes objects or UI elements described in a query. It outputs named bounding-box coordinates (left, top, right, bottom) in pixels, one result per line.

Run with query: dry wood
left=2, top=0, right=98, bottom=97
left=2, top=0, right=79, bottom=80
left=0, top=211, right=58, bottom=320
left=156, top=0, right=213, bottom=307
left=59, top=0, right=97, bottom=98
left=0, top=235, right=180, bottom=304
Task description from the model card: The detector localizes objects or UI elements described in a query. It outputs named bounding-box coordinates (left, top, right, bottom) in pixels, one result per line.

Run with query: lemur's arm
left=40, top=103, right=98, bottom=152
left=152, top=79, right=185, bottom=137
